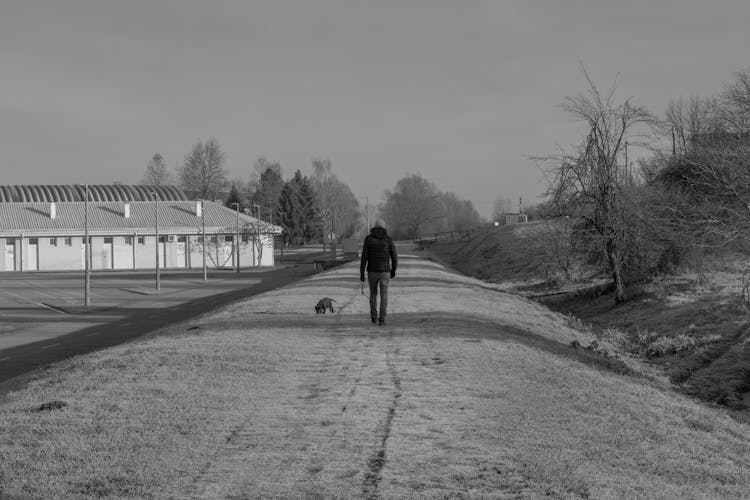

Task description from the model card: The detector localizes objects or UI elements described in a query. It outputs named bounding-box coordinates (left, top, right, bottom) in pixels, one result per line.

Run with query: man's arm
left=360, top=237, right=369, bottom=280
left=389, top=237, right=397, bottom=277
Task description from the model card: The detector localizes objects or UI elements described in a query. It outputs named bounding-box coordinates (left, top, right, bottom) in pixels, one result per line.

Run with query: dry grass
left=1, top=256, right=750, bottom=498
left=427, top=226, right=750, bottom=420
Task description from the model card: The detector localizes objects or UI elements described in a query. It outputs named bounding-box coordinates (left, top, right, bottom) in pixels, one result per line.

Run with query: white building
left=0, top=199, right=281, bottom=272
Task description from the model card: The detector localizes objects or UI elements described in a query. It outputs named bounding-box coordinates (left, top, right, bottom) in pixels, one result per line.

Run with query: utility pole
left=231, top=202, right=240, bottom=273
left=84, top=184, right=90, bottom=307
left=253, top=204, right=261, bottom=268
left=277, top=210, right=286, bottom=265
left=201, top=199, right=207, bottom=282
left=154, top=192, right=160, bottom=292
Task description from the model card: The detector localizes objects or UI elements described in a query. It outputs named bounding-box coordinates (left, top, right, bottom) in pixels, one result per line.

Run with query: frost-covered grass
left=1, top=256, right=750, bottom=498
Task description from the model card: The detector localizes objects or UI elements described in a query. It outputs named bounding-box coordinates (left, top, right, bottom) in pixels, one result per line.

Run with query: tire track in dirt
left=362, top=338, right=402, bottom=500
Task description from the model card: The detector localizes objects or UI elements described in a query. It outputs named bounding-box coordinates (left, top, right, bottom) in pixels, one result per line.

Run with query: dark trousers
left=367, top=272, right=390, bottom=321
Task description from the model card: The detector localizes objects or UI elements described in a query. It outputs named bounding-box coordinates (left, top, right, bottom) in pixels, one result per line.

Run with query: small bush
left=632, top=330, right=703, bottom=358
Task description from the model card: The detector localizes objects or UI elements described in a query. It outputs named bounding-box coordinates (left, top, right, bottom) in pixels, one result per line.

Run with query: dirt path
left=186, top=317, right=542, bottom=498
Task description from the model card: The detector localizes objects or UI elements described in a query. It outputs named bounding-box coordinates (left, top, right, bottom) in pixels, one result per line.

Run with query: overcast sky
left=1, top=1, right=749, bottom=216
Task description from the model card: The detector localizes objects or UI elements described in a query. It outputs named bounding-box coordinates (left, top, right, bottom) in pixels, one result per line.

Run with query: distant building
left=503, top=213, right=528, bottom=225
left=0, top=185, right=281, bottom=272
left=501, top=196, right=528, bottom=225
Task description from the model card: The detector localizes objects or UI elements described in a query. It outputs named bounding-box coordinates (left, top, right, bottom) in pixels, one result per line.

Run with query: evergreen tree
left=279, top=172, right=303, bottom=245
left=225, top=184, right=244, bottom=212
left=298, top=174, right=318, bottom=244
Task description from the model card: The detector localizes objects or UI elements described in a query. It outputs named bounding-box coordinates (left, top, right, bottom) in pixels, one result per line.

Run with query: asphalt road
left=0, top=255, right=323, bottom=392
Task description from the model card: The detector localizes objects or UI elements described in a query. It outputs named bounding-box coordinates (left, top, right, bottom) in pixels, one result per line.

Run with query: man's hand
left=360, top=275, right=365, bottom=282
left=390, top=270, right=396, bottom=279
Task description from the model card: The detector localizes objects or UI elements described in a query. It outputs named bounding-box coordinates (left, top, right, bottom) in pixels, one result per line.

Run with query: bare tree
left=656, top=67, right=750, bottom=249
left=141, top=153, right=172, bottom=185
left=381, top=173, right=442, bottom=240
left=541, top=68, right=657, bottom=303
left=664, top=96, right=721, bottom=156
left=311, top=157, right=333, bottom=247
left=721, top=67, right=750, bottom=139
left=657, top=141, right=750, bottom=246
left=179, top=138, right=228, bottom=200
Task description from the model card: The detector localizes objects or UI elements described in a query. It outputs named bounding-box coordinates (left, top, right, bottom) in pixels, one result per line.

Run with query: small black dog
left=315, top=297, right=336, bottom=314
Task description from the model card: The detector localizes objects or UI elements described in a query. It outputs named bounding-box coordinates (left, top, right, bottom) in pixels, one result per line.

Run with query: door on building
left=176, top=236, right=187, bottom=268
left=27, top=238, right=38, bottom=270
left=158, top=236, right=166, bottom=268
left=5, top=238, right=15, bottom=271
left=220, top=236, right=233, bottom=268
left=103, top=237, right=113, bottom=269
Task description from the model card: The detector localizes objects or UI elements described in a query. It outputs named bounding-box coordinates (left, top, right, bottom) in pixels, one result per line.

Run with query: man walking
left=360, top=219, right=398, bottom=326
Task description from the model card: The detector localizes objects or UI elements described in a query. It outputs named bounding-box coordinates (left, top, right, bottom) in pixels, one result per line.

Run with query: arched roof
left=0, top=185, right=188, bottom=202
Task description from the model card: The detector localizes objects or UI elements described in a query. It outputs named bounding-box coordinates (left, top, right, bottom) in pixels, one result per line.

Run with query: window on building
left=210, top=236, right=217, bottom=243
left=178, top=236, right=186, bottom=243
left=159, top=235, right=166, bottom=243
left=242, top=234, right=249, bottom=243
left=224, top=235, right=233, bottom=242
left=124, top=236, right=132, bottom=246
left=104, top=237, right=113, bottom=244
left=137, top=236, right=145, bottom=245
left=197, top=236, right=204, bottom=244
left=49, top=237, right=57, bottom=247
left=63, top=237, right=72, bottom=247
left=29, top=238, right=38, bottom=245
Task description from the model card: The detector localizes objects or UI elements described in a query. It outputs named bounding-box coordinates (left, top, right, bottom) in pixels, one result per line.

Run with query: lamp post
left=201, top=199, right=207, bottom=281
left=253, top=204, right=260, bottom=268
left=153, top=192, right=160, bottom=292
left=277, top=210, right=286, bottom=265
left=84, top=184, right=90, bottom=307
left=231, top=202, right=240, bottom=273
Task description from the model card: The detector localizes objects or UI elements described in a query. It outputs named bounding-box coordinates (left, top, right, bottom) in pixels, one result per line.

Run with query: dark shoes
left=371, top=317, right=377, bottom=324
left=378, top=318, right=386, bottom=326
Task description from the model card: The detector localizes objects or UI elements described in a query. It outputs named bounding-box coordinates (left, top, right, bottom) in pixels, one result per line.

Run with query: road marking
left=85, top=332, right=98, bottom=337
left=41, top=343, right=60, bottom=350
left=0, top=291, right=68, bottom=314
left=0, top=357, right=10, bottom=362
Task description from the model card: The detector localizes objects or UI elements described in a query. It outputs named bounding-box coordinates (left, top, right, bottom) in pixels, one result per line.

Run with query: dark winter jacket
left=360, top=226, right=397, bottom=277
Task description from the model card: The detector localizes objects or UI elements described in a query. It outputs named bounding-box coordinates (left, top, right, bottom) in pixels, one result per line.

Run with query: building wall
left=38, top=236, right=81, bottom=270
left=257, top=235, right=274, bottom=267
left=113, top=236, right=135, bottom=270
left=0, top=233, right=276, bottom=272
left=1, top=238, right=16, bottom=271
left=134, top=235, right=154, bottom=269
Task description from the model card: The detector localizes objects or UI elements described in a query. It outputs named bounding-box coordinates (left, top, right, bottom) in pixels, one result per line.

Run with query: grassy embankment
left=423, top=221, right=750, bottom=420
left=1, top=254, right=749, bottom=498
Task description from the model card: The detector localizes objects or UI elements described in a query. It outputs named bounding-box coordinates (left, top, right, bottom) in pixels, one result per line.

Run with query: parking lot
left=0, top=245, right=335, bottom=349
left=0, top=269, right=272, bottom=349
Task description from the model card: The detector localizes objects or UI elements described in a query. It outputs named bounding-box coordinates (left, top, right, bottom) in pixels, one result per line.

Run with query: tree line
left=378, top=173, right=482, bottom=240
left=140, top=143, right=483, bottom=245
left=538, top=65, right=750, bottom=304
